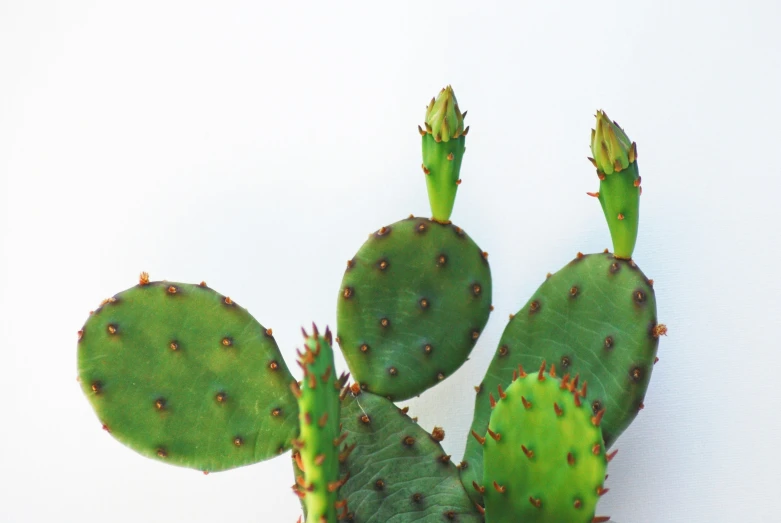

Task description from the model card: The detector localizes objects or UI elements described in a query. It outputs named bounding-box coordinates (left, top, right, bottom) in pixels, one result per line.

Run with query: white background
left=2, top=1, right=780, bottom=522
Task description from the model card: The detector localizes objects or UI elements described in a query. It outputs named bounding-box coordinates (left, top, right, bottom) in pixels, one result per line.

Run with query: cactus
left=336, top=86, right=492, bottom=401
left=77, top=276, right=298, bottom=472
left=75, top=90, right=665, bottom=522
left=476, top=363, right=611, bottom=523
left=291, top=326, right=350, bottom=523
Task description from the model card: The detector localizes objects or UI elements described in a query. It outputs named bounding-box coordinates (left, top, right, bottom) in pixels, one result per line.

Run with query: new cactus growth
left=477, top=363, right=611, bottom=523
left=337, top=85, right=491, bottom=400
left=291, top=326, right=350, bottom=523
left=589, top=111, right=641, bottom=259
left=75, top=89, right=665, bottom=522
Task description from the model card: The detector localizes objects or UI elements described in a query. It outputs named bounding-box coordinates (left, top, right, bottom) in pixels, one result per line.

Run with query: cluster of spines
left=291, top=325, right=353, bottom=523
left=473, top=362, right=614, bottom=523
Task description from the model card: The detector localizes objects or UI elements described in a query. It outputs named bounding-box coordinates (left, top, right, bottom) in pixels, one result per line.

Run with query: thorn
left=574, top=394, right=582, bottom=407
left=418, top=125, right=426, bottom=136
left=560, top=373, right=570, bottom=390
left=630, top=141, right=638, bottom=162
left=593, top=517, right=611, bottom=523
left=521, top=396, right=532, bottom=410
left=587, top=157, right=597, bottom=168
left=462, top=126, right=470, bottom=136
left=592, top=409, right=606, bottom=426
left=139, top=272, right=150, bottom=285
left=592, top=443, right=602, bottom=455
left=607, top=449, right=618, bottom=462
left=338, top=443, right=356, bottom=463
left=587, top=191, right=600, bottom=198
left=489, top=393, right=496, bottom=408
left=598, top=173, right=606, bottom=181
left=549, top=364, right=556, bottom=378
left=537, top=360, right=546, bottom=381
left=518, top=364, right=527, bottom=378
left=497, top=384, right=506, bottom=399
left=473, top=385, right=480, bottom=393
left=456, top=179, right=462, bottom=185
left=529, top=497, right=542, bottom=509
left=654, top=356, right=659, bottom=364
left=311, top=323, right=319, bottom=337
left=318, top=412, right=329, bottom=428
left=324, top=326, right=332, bottom=344
left=633, top=177, right=641, bottom=187
left=567, top=452, right=575, bottom=466
left=522, top=445, right=534, bottom=459
left=580, top=381, right=588, bottom=398
left=487, top=427, right=501, bottom=441
left=597, top=486, right=609, bottom=497
left=333, top=433, right=348, bottom=447
left=638, top=402, right=645, bottom=410
left=422, top=164, right=431, bottom=175
left=290, top=381, right=302, bottom=398
left=554, top=403, right=563, bottom=416
left=447, top=152, right=454, bottom=161
left=321, top=366, right=332, bottom=383
left=577, top=252, right=584, bottom=258
left=314, top=454, right=326, bottom=466
left=471, top=430, right=486, bottom=445
left=431, top=427, right=445, bottom=442
left=617, top=213, right=625, bottom=220
left=492, top=481, right=505, bottom=493
left=472, top=481, right=485, bottom=494
left=425, top=121, right=432, bottom=133
left=653, top=324, right=668, bottom=337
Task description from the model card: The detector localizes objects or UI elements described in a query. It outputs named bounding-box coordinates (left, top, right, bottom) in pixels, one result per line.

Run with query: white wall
left=2, top=1, right=779, bottom=521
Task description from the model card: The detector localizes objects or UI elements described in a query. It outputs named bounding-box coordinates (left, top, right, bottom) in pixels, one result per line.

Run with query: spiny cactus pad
left=337, top=216, right=492, bottom=401
left=478, top=364, right=610, bottom=523
left=462, top=252, right=660, bottom=503
left=77, top=277, right=298, bottom=472
left=291, top=325, right=350, bottom=523
left=336, top=389, right=483, bottom=522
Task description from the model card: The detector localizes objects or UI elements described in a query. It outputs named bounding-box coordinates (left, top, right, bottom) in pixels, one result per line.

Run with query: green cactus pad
left=292, top=326, right=349, bottom=523
left=337, top=216, right=492, bottom=401
left=77, top=277, right=299, bottom=472
left=479, top=364, right=609, bottom=523
left=461, top=252, right=661, bottom=504
left=336, top=389, right=483, bottom=522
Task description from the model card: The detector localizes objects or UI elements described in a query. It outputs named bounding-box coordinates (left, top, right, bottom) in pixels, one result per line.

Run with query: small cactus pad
left=588, top=111, right=640, bottom=259
left=337, top=216, right=492, bottom=400
left=291, top=325, right=350, bottom=523
left=479, top=364, right=609, bottom=523
left=420, top=85, right=468, bottom=222
left=335, top=389, right=483, bottom=522
left=462, top=253, right=660, bottom=503
left=77, top=278, right=298, bottom=472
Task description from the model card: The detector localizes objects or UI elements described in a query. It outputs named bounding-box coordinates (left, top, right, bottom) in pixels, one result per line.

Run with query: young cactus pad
left=337, top=217, right=492, bottom=400
left=291, top=325, right=350, bottom=523
left=420, top=85, right=468, bottom=223
left=336, top=389, right=483, bottom=522
left=478, top=363, right=611, bottom=523
left=461, top=253, right=661, bottom=503
left=589, top=111, right=641, bottom=259
left=76, top=276, right=299, bottom=472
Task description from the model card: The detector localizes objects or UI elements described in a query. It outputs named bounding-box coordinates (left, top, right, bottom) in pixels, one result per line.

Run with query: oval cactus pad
left=77, top=278, right=299, bottom=472
left=461, top=252, right=661, bottom=504
left=337, top=217, right=492, bottom=400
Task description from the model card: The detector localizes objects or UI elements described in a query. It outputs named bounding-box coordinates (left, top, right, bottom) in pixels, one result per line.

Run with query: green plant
left=76, top=87, right=664, bottom=522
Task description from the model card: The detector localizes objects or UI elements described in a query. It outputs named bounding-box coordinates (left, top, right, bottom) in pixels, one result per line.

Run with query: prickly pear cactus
left=77, top=274, right=299, bottom=472
left=337, top=86, right=491, bottom=401
left=291, top=325, right=350, bottom=523
left=337, top=388, right=483, bottom=522
left=475, top=363, right=612, bottom=522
